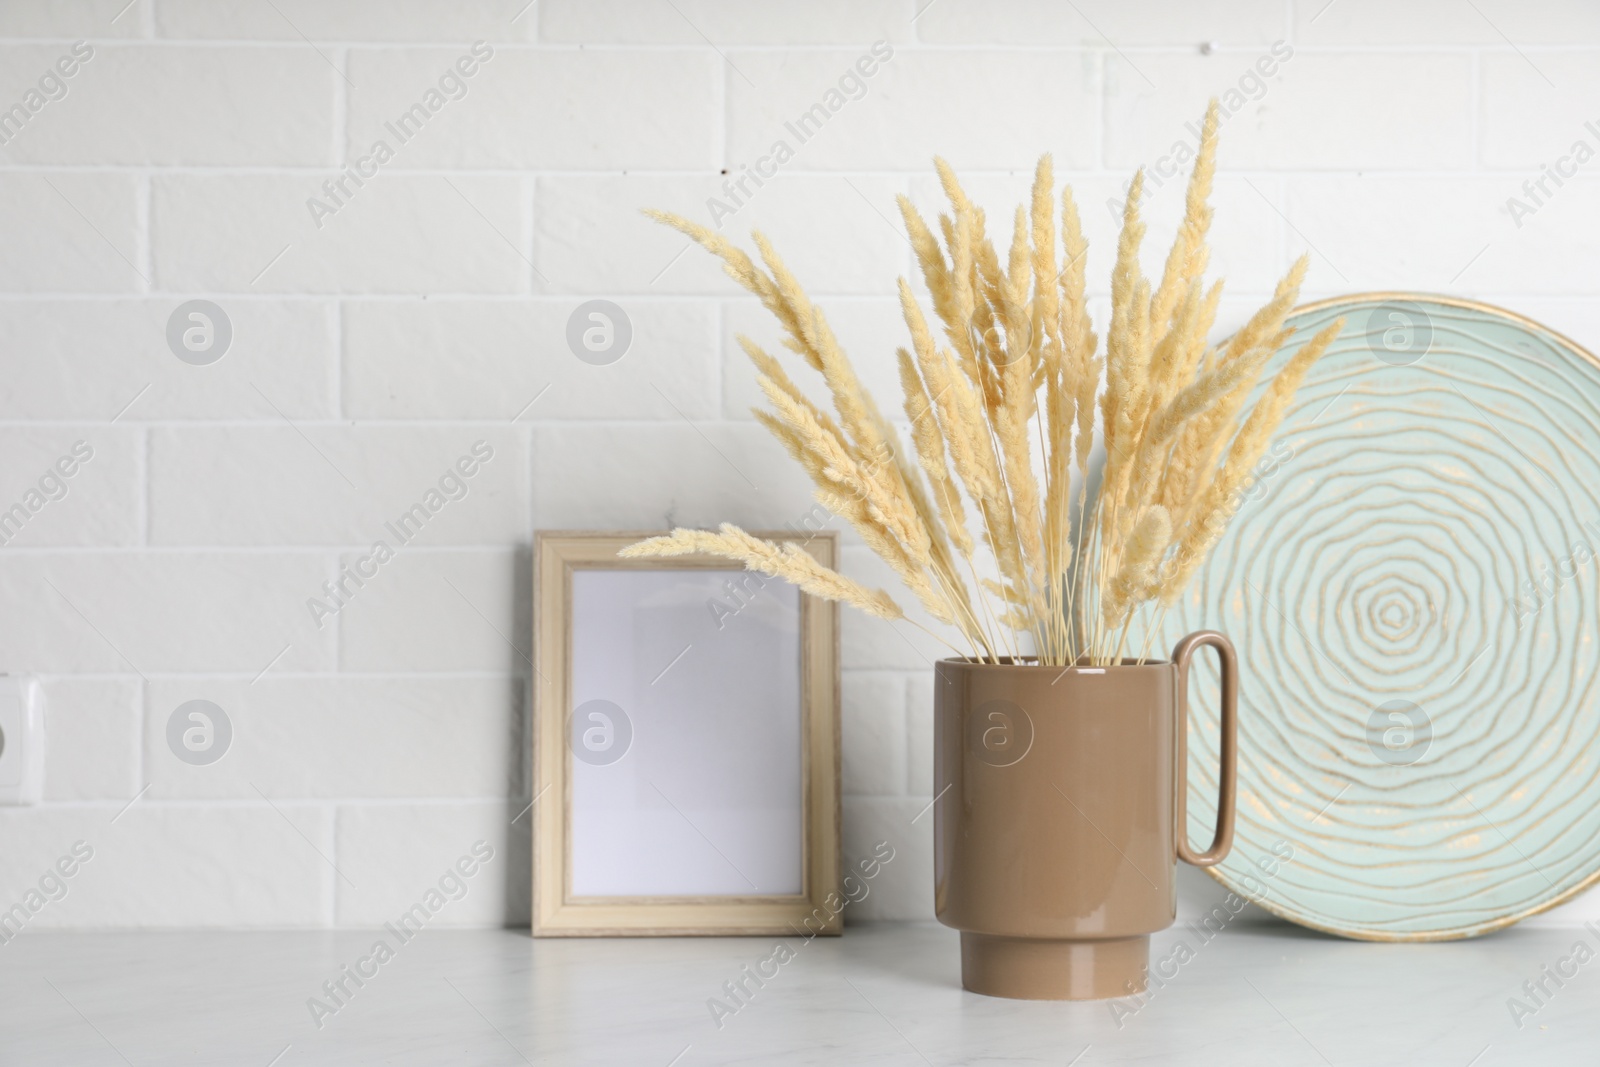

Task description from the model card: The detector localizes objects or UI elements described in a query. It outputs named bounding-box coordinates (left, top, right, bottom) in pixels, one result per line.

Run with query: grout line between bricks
left=0, top=166, right=1571, bottom=176
left=0, top=544, right=530, bottom=554
left=35, top=671, right=531, bottom=681
left=39, top=796, right=531, bottom=810
left=1, top=286, right=1571, bottom=304
left=0, top=38, right=1594, bottom=53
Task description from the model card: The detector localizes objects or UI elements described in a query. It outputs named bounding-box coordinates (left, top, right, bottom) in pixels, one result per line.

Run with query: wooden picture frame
left=533, top=531, right=841, bottom=936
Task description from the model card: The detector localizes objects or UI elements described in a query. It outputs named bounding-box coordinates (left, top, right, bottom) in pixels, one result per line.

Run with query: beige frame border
left=533, top=531, right=841, bottom=937
left=1205, top=292, right=1600, bottom=941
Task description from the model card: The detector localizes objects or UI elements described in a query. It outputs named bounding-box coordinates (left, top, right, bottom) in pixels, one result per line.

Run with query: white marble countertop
left=0, top=921, right=1593, bottom=1065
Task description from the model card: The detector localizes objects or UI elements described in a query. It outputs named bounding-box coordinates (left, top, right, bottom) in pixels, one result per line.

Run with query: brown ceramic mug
left=932, top=631, right=1238, bottom=1000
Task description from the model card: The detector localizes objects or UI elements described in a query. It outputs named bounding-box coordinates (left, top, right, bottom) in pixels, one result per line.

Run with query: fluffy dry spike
left=905, top=271, right=1028, bottom=608
left=1158, top=258, right=1307, bottom=529
left=1145, top=342, right=1269, bottom=449
left=898, top=348, right=973, bottom=555
left=1000, top=207, right=1034, bottom=382
left=897, top=277, right=1009, bottom=560
left=1162, top=318, right=1345, bottom=604
left=1122, top=342, right=1273, bottom=523
left=1037, top=155, right=1074, bottom=620
left=751, top=230, right=828, bottom=372
left=868, top=378, right=975, bottom=635
left=749, top=358, right=957, bottom=633
left=1057, top=186, right=1098, bottom=472
left=1144, top=280, right=1205, bottom=417
left=753, top=348, right=960, bottom=631
left=752, top=408, right=826, bottom=484
left=1103, top=505, right=1171, bottom=623
left=1149, top=101, right=1219, bottom=334
left=1221, top=319, right=1345, bottom=481
left=739, top=235, right=931, bottom=564
left=1030, top=155, right=1059, bottom=368
left=806, top=306, right=894, bottom=465
left=1102, top=170, right=1148, bottom=465
left=1159, top=349, right=1265, bottom=527
left=755, top=378, right=864, bottom=501
left=1005, top=206, right=1031, bottom=312
left=1224, top=255, right=1309, bottom=364
left=1174, top=279, right=1227, bottom=387
left=897, top=195, right=957, bottom=331
left=998, top=408, right=1046, bottom=621
left=968, top=217, right=1010, bottom=411
left=762, top=375, right=920, bottom=564
left=993, top=210, right=1046, bottom=617
left=933, top=157, right=980, bottom=371
left=738, top=335, right=844, bottom=442
left=643, top=210, right=809, bottom=361
left=622, top=525, right=905, bottom=621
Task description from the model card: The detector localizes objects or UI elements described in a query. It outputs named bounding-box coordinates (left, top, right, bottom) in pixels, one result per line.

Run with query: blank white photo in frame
left=567, top=567, right=803, bottom=898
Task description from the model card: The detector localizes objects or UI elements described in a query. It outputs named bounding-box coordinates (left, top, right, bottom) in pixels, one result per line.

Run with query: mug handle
left=1172, top=630, right=1237, bottom=868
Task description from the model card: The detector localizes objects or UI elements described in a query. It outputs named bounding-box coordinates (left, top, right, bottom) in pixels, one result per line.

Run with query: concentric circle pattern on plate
left=1163, top=294, right=1600, bottom=940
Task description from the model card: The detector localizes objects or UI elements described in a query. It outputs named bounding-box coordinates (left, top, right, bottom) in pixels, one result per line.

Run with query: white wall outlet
left=0, top=675, right=44, bottom=805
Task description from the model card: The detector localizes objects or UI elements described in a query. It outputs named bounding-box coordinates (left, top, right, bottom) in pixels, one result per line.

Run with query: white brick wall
left=0, top=0, right=1596, bottom=931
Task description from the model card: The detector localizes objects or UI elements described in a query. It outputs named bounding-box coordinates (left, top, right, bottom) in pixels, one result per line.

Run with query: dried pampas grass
left=621, top=524, right=905, bottom=621
left=626, top=99, right=1343, bottom=665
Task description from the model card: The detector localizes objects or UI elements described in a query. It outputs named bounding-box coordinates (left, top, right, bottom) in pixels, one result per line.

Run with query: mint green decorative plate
left=1167, top=294, right=1600, bottom=940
